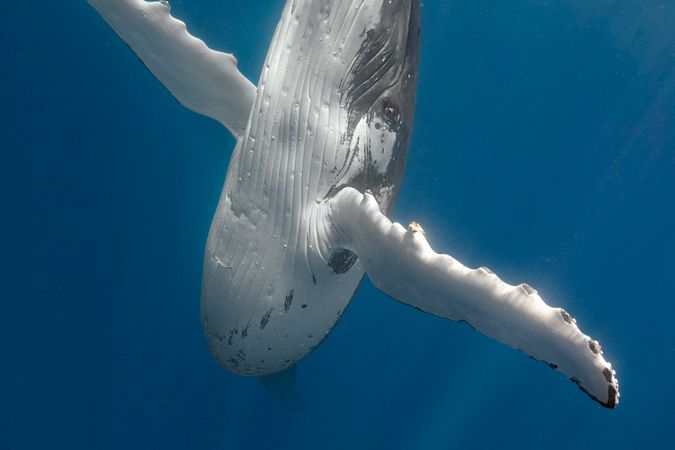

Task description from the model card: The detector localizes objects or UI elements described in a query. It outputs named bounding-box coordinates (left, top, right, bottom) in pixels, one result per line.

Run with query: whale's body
left=89, top=0, right=620, bottom=408
left=201, top=0, right=419, bottom=375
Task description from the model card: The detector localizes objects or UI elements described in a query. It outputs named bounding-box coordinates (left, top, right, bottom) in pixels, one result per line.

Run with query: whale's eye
left=383, top=102, right=398, bottom=120
left=381, top=98, right=401, bottom=129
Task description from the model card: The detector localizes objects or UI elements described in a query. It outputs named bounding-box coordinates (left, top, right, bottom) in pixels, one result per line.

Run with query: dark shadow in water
left=259, top=366, right=309, bottom=412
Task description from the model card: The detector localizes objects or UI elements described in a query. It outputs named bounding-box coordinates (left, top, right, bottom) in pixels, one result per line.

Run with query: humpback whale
left=89, top=0, right=620, bottom=408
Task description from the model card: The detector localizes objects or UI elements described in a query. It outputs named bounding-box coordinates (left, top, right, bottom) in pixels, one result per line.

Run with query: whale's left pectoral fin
left=325, top=187, right=620, bottom=408
left=89, top=0, right=256, bottom=138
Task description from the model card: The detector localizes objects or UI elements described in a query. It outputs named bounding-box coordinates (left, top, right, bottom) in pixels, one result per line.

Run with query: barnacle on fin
left=407, top=221, right=425, bottom=234
left=560, top=308, right=574, bottom=324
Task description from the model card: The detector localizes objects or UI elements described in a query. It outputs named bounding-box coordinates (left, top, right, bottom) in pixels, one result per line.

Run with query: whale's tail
left=259, top=366, right=309, bottom=411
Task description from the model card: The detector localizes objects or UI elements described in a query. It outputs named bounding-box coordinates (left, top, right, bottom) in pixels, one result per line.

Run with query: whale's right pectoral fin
left=89, top=0, right=256, bottom=138
left=325, top=187, right=620, bottom=408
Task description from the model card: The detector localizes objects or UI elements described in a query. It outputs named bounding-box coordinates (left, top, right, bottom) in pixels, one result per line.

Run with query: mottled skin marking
left=603, top=368, right=613, bottom=383
left=284, top=289, right=295, bottom=312
left=327, top=0, right=420, bottom=214
left=607, top=385, right=618, bottom=408
left=570, top=375, right=617, bottom=409
left=227, top=330, right=237, bottom=345
left=228, top=358, right=240, bottom=368
left=260, top=309, right=272, bottom=329
left=328, top=249, right=359, bottom=274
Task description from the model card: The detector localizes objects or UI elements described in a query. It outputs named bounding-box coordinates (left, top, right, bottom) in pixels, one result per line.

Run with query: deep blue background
left=2, top=0, right=674, bottom=448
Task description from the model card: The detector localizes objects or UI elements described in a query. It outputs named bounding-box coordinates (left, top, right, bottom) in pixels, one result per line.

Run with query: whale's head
left=329, top=0, right=420, bottom=213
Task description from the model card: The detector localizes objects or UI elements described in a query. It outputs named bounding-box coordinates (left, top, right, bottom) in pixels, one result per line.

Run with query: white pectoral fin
left=89, top=0, right=256, bottom=138
left=327, top=187, right=619, bottom=408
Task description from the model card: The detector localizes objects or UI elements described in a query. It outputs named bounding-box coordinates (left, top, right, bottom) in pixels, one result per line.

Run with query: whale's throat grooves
left=202, top=0, right=420, bottom=375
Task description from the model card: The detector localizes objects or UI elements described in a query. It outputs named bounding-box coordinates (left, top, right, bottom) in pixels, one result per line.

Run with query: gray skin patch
left=260, top=309, right=272, bottom=329
left=284, top=289, right=295, bottom=312
left=570, top=375, right=617, bottom=409
left=602, top=367, right=613, bottom=383
left=227, top=358, right=240, bottom=368
left=607, top=385, right=618, bottom=408
left=328, top=249, right=359, bottom=274
left=228, top=330, right=237, bottom=345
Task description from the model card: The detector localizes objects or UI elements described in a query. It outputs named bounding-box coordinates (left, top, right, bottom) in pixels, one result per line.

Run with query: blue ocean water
left=2, top=0, right=674, bottom=448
